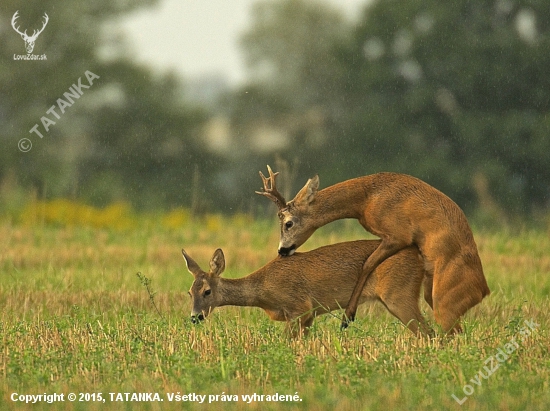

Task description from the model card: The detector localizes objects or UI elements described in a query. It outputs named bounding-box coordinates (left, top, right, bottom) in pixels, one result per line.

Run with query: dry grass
left=0, top=219, right=549, bottom=410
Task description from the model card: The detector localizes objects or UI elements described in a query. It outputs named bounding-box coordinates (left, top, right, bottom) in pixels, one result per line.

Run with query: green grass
left=0, top=220, right=549, bottom=410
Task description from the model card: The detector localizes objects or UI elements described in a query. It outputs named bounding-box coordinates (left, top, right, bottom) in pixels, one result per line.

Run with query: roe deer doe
left=182, top=240, right=432, bottom=337
left=256, top=166, right=490, bottom=333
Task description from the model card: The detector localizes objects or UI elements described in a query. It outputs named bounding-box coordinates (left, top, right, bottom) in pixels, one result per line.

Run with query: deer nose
left=278, top=245, right=296, bottom=256
left=191, top=313, right=205, bottom=324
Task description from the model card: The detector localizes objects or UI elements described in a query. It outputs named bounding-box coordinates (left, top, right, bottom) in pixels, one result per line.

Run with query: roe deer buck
left=182, top=240, right=432, bottom=336
left=256, top=166, right=490, bottom=333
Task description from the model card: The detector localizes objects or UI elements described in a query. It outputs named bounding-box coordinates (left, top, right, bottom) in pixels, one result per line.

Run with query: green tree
left=235, top=0, right=355, bottom=193
left=241, top=0, right=351, bottom=110
left=338, top=0, right=550, bottom=215
left=1, top=0, right=156, bottom=194
left=78, top=63, right=212, bottom=209
left=238, top=0, right=550, bottom=216
left=1, top=0, right=219, bottom=211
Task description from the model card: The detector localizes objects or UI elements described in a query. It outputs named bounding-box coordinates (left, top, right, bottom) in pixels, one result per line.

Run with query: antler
left=31, top=13, right=49, bottom=40
left=11, top=11, right=49, bottom=40
left=11, top=11, right=26, bottom=37
left=255, top=165, right=287, bottom=210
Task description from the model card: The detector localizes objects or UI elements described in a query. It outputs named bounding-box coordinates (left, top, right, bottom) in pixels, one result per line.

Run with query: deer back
left=251, top=240, right=425, bottom=315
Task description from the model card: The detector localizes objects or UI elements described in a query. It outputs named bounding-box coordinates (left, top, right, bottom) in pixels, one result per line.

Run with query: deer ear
left=210, top=248, right=225, bottom=277
left=182, top=249, right=201, bottom=277
left=294, top=174, right=319, bottom=206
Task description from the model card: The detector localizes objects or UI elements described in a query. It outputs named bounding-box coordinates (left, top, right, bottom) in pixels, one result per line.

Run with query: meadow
left=0, top=200, right=549, bottom=410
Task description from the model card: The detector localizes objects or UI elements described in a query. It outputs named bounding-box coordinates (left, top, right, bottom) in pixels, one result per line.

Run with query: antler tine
left=11, top=11, right=49, bottom=39
left=29, top=13, right=49, bottom=39
left=11, top=11, right=26, bottom=36
left=255, top=165, right=287, bottom=210
left=38, top=13, right=49, bottom=35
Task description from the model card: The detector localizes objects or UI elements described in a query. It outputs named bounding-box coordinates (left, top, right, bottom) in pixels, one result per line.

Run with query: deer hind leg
left=376, top=259, right=434, bottom=337
left=342, top=240, right=407, bottom=329
left=380, top=297, right=433, bottom=337
left=432, top=261, right=488, bottom=334
left=423, top=275, right=434, bottom=310
left=422, top=260, right=434, bottom=310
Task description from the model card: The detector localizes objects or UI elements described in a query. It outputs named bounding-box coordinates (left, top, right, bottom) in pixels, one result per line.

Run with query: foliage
left=240, top=0, right=351, bottom=109
left=0, top=0, right=217, bottom=211
left=11, top=198, right=259, bottom=240
left=2, top=0, right=550, bottom=218
left=1, top=0, right=155, bottom=192
left=234, top=0, right=550, bottom=217
left=78, top=63, right=216, bottom=210
left=19, top=199, right=135, bottom=230
left=335, top=0, right=550, bottom=215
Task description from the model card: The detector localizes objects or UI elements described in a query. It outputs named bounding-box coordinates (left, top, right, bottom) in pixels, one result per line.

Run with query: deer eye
left=285, top=221, right=293, bottom=229
left=204, top=289, right=211, bottom=297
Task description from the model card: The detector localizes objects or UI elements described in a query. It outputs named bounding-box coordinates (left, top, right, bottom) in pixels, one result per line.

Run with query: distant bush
left=19, top=199, right=136, bottom=230
left=15, top=199, right=257, bottom=232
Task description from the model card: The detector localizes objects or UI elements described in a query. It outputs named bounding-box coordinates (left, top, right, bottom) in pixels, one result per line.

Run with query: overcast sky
left=119, top=0, right=368, bottom=86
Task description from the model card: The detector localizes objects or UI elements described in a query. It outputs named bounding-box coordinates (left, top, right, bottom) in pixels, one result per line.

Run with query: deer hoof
left=340, top=313, right=355, bottom=329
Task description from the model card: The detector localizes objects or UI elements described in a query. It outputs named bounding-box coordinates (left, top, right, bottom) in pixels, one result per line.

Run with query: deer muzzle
left=278, top=245, right=296, bottom=256
left=191, top=313, right=205, bottom=324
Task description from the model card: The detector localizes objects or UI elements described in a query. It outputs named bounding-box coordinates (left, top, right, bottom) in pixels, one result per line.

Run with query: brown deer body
left=256, top=166, right=490, bottom=333
left=183, top=240, right=432, bottom=336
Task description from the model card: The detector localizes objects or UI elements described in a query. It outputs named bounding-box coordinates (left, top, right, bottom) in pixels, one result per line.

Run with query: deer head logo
left=11, top=11, right=49, bottom=54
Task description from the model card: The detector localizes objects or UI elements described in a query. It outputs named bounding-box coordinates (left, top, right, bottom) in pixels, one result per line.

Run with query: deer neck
left=310, top=179, right=366, bottom=227
left=217, top=272, right=269, bottom=310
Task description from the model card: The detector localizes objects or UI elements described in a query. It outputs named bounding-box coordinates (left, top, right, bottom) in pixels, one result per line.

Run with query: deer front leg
left=342, top=240, right=405, bottom=329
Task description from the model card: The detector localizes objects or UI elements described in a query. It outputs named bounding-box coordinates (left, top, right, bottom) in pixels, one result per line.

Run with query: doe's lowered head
left=191, top=312, right=205, bottom=324
left=182, top=247, right=225, bottom=324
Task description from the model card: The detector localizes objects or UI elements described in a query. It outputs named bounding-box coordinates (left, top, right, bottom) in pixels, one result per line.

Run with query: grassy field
left=0, top=212, right=549, bottom=410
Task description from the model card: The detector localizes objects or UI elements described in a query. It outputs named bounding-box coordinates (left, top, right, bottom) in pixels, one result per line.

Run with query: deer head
left=12, top=11, right=49, bottom=54
left=256, top=165, right=319, bottom=256
left=182, top=248, right=225, bottom=323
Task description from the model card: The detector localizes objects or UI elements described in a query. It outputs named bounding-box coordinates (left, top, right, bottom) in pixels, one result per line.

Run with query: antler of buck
left=255, top=165, right=287, bottom=210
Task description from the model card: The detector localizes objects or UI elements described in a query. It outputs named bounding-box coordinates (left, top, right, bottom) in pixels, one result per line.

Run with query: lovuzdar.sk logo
left=11, top=10, right=48, bottom=60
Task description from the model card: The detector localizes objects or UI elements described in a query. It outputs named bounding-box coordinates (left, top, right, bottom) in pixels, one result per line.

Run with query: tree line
left=1, top=0, right=549, bottom=222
